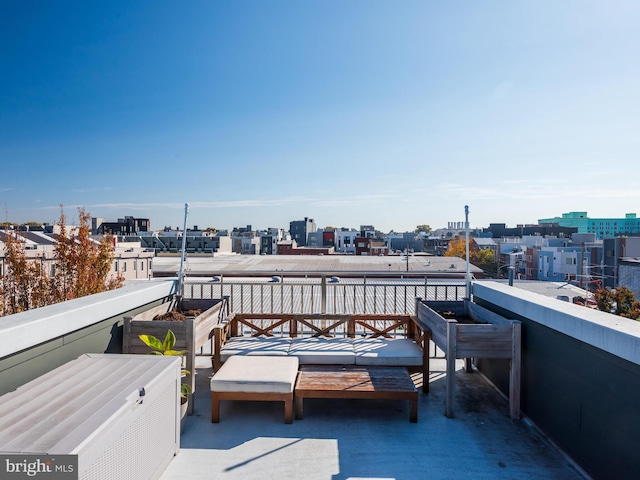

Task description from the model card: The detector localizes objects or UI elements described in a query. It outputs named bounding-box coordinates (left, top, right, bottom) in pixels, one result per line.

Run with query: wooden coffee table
left=294, top=365, right=418, bottom=422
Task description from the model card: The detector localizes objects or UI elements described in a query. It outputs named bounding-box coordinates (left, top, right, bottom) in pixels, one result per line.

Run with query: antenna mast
left=177, top=203, right=189, bottom=299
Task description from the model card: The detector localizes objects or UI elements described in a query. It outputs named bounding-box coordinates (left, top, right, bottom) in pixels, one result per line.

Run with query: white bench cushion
left=354, top=338, right=423, bottom=366
left=220, top=336, right=292, bottom=362
left=288, top=337, right=356, bottom=365
left=210, top=355, right=299, bottom=394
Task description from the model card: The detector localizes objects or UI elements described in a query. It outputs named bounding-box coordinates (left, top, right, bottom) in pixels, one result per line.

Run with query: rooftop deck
left=3, top=278, right=633, bottom=478
left=162, top=356, right=586, bottom=480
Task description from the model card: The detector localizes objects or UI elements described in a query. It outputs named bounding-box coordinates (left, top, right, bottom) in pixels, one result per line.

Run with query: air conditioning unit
left=0, top=354, right=181, bottom=480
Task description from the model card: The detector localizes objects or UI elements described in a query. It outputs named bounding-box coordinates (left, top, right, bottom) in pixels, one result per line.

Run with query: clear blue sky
left=1, top=1, right=639, bottom=232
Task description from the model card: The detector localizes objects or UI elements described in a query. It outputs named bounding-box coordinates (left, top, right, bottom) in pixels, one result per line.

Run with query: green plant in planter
left=139, top=329, right=192, bottom=400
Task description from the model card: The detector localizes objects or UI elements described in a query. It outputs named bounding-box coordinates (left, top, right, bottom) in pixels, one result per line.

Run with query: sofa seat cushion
left=354, top=338, right=423, bottom=366
left=220, top=336, right=292, bottom=362
left=210, top=355, right=299, bottom=394
left=288, top=337, right=356, bottom=365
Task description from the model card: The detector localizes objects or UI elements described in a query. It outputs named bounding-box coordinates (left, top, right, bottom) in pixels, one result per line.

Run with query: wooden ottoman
left=210, top=355, right=299, bottom=424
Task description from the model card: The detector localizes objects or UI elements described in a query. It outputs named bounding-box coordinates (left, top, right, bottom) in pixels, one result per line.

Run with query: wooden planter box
left=123, top=297, right=229, bottom=412
left=416, top=298, right=521, bottom=419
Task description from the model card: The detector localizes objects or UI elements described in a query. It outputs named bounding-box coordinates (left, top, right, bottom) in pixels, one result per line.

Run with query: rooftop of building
left=152, top=253, right=483, bottom=277
left=485, top=279, right=590, bottom=302
left=2, top=275, right=638, bottom=478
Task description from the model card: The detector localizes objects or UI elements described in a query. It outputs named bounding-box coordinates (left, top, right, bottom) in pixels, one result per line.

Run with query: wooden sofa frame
left=212, top=313, right=429, bottom=392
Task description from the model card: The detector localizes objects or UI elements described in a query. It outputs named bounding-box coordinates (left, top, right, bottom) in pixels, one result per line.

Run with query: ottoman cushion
left=210, top=355, right=299, bottom=394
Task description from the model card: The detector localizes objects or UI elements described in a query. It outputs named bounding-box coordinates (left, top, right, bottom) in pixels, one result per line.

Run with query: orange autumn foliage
left=1, top=206, right=124, bottom=316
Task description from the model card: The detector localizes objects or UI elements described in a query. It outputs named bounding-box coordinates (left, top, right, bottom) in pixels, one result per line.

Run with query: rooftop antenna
left=177, top=202, right=189, bottom=300
left=465, top=205, right=471, bottom=298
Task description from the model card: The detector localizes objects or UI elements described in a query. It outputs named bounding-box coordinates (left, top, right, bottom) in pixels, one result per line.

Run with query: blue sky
left=1, top=1, right=639, bottom=232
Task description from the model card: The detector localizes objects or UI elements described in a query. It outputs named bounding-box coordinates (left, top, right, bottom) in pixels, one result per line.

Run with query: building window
left=141, top=262, right=144, bottom=271
left=123, top=262, right=127, bottom=272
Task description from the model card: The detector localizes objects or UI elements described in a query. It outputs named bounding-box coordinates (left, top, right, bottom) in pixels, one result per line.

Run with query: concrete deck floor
left=161, top=357, right=587, bottom=480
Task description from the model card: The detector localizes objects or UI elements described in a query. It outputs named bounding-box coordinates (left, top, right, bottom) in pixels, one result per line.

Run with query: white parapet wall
left=0, top=280, right=176, bottom=359
left=472, top=281, right=640, bottom=367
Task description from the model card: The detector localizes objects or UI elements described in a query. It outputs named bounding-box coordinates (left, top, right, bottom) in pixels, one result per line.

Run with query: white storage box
left=0, top=354, right=181, bottom=480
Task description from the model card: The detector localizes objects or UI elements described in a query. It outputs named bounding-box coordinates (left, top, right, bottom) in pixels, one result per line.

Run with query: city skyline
left=2, top=1, right=639, bottom=232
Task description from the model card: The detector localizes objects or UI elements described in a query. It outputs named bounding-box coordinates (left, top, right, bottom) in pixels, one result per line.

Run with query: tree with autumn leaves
left=593, top=285, right=640, bottom=320
left=0, top=207, right=124, bottom=316
left=444, top=237, right=496, bottom=273
left=1, top=229, right=50, bottom=313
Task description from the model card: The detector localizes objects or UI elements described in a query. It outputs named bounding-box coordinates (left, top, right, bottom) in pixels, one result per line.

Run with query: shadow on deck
left=161, top=357, right=587, bottom=480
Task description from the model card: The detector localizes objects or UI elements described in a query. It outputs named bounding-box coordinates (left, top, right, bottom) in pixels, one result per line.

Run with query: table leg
left=295, top=396, right=304, bottom=420
left=284, top=396, right=293, bottom=424
left=409, top=398, right=418, bottom=423
left=212, top=396, right=220, bottom=423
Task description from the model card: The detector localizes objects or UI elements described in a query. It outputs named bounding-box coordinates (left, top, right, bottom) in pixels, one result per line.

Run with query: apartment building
left=260, top=228, right=289, bottom=255
left=92, top=216, right=150, bottom=235
left=289, top=217, right=316, bottom=247
left=539, top=211, right=640, bottom=239
left=139, top=229, right=232, bottom=255
left=335, top=228, right=359, bottom=254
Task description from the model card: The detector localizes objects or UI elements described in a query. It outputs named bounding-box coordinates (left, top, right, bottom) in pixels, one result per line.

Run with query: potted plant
left=123, top=297, right=229, bottom=398
left=139, top=329, right=193, bottom=429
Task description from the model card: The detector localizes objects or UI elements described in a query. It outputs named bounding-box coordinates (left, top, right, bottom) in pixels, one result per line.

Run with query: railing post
left=404, top=284, right=408, bottom=314
left=224, top=295, right=230, bottom=316
left=342, top=285, right=347, bottom=315
left=424, top=275, right=428, bottom=301
left=373, top=285, right=377, bottom=314
left=363, top=276, right=367, bottom=314
left=321, top=275, right=327, bottom=314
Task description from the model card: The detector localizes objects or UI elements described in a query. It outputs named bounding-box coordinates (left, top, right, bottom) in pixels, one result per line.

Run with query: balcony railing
left=182, top=274, right=467, bottom=359
left=182, top=274, right=468, bottom=316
